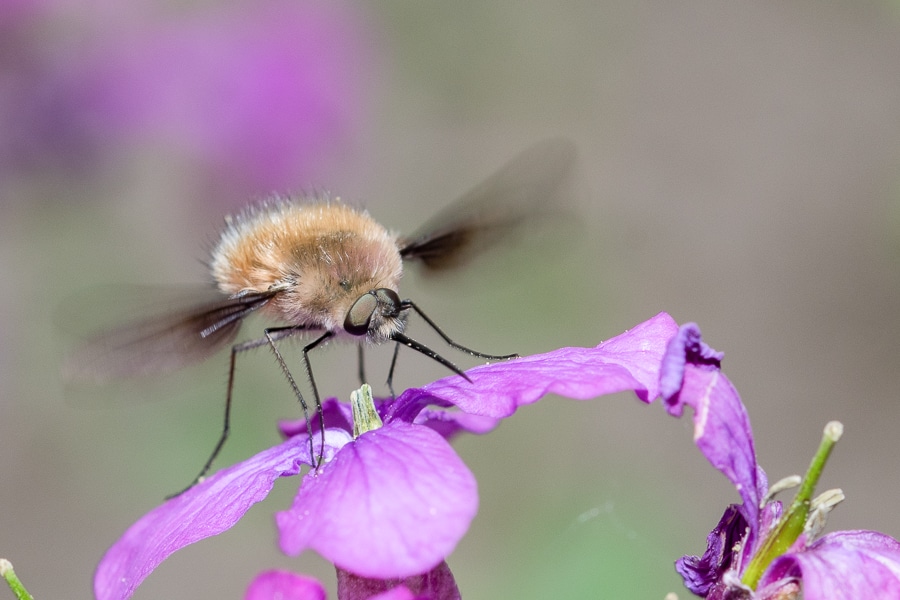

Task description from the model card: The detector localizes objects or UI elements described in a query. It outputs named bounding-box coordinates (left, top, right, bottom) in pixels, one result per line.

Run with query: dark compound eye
left=373, top=288, right=401, bottom=317
left=344, top=292, right=378, bottom=336
left=343, top=288, right=402, bottom=336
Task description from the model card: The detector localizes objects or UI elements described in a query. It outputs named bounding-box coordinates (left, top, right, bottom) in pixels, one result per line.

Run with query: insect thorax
left=211, top=201, right=403, bottom=331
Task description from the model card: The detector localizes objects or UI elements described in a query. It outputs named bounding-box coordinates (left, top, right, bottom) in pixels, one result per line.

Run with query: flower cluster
left=2, top=0, right=371, bottom=194
left=662, top=324, right=900, bottom=599
left=93, top=314, right=900, bottom=599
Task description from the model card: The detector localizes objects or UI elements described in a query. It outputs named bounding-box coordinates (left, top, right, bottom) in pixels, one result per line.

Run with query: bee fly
left=65, top=138, right=577, bottom=495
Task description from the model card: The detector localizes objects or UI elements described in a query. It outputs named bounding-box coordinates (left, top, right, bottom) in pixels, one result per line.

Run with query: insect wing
left=63, top=290, right=276, bottom=382
left=399, top=138, right=577, bottom=271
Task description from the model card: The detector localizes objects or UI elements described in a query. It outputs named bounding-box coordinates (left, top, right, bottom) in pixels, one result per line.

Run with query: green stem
left=742, top=421, right=843, bottom=589
left=1, top=559, right=35, bottom=600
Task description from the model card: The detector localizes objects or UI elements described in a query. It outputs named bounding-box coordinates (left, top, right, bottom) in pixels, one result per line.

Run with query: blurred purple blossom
left=93, top=312, right=680, bottom=600
left=245, top=566, right=458, bottom=600
left=245, top=570, right=326, bottom=600
left=1, top=0, right=373, bottom=193
left=335, top=562, right=461, bottom=600
left=662, top=323, right=900, bottom=599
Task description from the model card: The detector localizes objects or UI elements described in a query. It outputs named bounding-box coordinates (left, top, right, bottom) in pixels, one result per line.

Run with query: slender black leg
left=385, top=341, right=401, bottom=399
left=301, top=331, right=334, bottom=468
left=166, top=326, right=309, bottom=499
left=264, top=326, right=323, bottom=469
left=401, top=300, right=519, bottom=360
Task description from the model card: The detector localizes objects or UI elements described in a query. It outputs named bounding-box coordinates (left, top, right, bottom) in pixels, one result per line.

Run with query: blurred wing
left=399, top=138, right=577, bottom=271
left=63, top=290, right=277, bottom=382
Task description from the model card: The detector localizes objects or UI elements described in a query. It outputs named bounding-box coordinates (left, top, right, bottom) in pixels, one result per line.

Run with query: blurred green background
left=3, top=1, right=900, bottom=598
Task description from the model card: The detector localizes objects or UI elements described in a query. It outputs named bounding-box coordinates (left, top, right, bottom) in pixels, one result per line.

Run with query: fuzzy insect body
left=66, top=138, right=577, bottom=493
left=212, top=201, right=404, bottom=342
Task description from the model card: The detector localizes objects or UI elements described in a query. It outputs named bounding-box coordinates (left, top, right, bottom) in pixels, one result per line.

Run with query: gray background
left=2, top=1, right=899, bottom=598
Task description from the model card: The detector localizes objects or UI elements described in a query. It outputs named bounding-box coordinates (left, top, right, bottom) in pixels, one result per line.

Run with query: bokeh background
left=3, top=1, right=900, bottom=598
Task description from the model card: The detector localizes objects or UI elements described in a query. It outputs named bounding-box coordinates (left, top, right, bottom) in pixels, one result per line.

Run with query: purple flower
left=84, top=1, right=372, bottom=191
left=245, top=570, right=326, bottom=600
left=334, top=562, right=461, bottom=600
left=2, top=1, right=372, bottom=195
left=94, top=312, right=680, bottom=600
left=663, top=323, right=900, bottom=599
left=245, top=565, right=459, bottom=600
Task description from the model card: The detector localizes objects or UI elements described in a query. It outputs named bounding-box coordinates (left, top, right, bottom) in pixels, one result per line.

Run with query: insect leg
left=263, top=326, right=324, bottom=469
left=300, top=331, right=335, bottom=468
left=385, top=341, right=401, bottom=399
left=167, top=327, right=302, bottom=499
left=400, top=300, right=519, bottom=360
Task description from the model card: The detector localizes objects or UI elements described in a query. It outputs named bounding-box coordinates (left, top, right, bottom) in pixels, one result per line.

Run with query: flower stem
left=742, top=421, right=843, bottom=589
left=1, top=559, right=35, bottom=600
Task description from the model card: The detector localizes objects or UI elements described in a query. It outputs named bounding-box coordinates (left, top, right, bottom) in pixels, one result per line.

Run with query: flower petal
left=278, top=399, right=500, bottom=442
left=661, top=323, right=762, bottom=533
left=388, top=312, right=679, bottom=423
left=94, top=432, right=347, bottom=600
left=276, top=422, right=477, bottom=579
left=413, top=408, right=501, bottom=438
left=659, top=322, right=723, bottom=408
left=245, top=570, right=327, bottom=600
left=760, top=530, right=900, bottom=599
left=675, top=504, right=748, bottom=596
left=369, top=589, right=416, bottom=600
left=280, top=398, right=354, bottom=438
left=336, top=562, right=460, bottom=600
